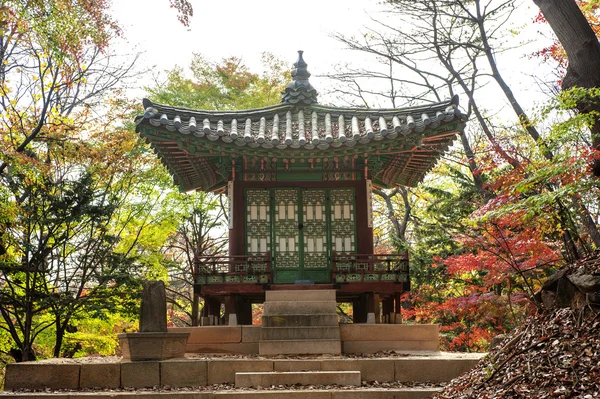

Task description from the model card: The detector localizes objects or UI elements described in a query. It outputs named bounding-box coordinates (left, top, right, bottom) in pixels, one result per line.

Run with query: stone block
left=207, top=359, right=273, bottom=384
left=79, top=363, right=120, bottom=389
left=119, top=332, right=189, bottom=361
left=161, top=359, right=208, bottom=387
left=342, top=340, right=439, bottom=354
left=235, top=371, right=361, bottom=388
left=140, top=280, right=167, bottom=332
left=4, top=362, right=80, bottom=390
left=321, top=359, right=394, bottom=382
left=262, top=314, right=339, bottom=327
left=331, top=389, right=442, bottom=399
left=105, top=394, right=212, bottom=399
left=266, top=290, right=336, bottom=302
left=273, top=360, right=322, bottom=372
left=242, top=326, right=261, bottom=342
left=393, top=388, right=443, bottom=399
left=260, top=326, right=340, bottom=340
left=331, top=391, right=396, bottom=399
left=259, top=339, right=341, bottom=356
left=186, top=342, right=258, bottom=354
left=120, top=361, right=160, bottom=388
left=395, top=356, right=482, bottom=383
left=214, top=392, right=331, bottom=399
left=169, top=326, right=242, bottom=344
left=264, top=301, right=336, bottom=315
left=339, top=324, right=438, bottom=341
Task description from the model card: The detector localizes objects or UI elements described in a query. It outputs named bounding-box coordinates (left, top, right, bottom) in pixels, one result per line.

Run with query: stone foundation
left=119, top=332, right=190, bottom=361
left=4, top=353, right=484, bottom=391
left=168, top=323, right=439, bottom=355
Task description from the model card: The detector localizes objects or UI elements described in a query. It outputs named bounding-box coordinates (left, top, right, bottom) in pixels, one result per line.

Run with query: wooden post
left=237, top=297, right=253, bottom=325
left=224, top=295, right=238, bottom=326
left=394, top=292, right=402, bottom=324
left=382, top=296, right=394, bottom=324
left=366, top=293, right=376, bottom=324
left=353, top=295, right=367, bottom=324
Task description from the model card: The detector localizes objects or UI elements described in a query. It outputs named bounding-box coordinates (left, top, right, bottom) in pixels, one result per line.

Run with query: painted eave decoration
left=135, top=51, right=467, bottom=192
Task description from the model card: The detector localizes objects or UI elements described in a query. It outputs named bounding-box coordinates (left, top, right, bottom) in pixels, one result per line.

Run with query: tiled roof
left=136, top=98, right=462, bottom=151
left=135, top=52, right=466, bottom=192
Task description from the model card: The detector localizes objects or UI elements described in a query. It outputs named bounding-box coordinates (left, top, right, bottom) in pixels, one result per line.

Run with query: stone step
left=260, top=326, right=341, bottom=340
left=263, top=301, right=337, bottom=315
left=266, top=290, right=336, bottom=302
left=235, top=371, right=360, bottom=388
left=0, top=388, right=443, bottom=399
left=259, top=339, right=342, bottom=356
left=262, top=314, right=339, bottom=327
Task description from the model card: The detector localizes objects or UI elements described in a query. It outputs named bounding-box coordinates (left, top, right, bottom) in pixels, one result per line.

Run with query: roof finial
left=282, top=50, right=318, bottom=106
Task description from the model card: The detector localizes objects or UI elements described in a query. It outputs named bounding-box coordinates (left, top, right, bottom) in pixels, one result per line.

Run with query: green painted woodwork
left=138, top=118, right=464, bottom=192
left=244, top=187, right=357, bottom=284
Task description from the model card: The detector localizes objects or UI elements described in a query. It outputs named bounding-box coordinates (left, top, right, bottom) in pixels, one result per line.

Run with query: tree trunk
left=533, top=0, right=600, bottom=176
left=53, top=316, right=69, bottom=358
left=191, top=294, right=200, bottom=326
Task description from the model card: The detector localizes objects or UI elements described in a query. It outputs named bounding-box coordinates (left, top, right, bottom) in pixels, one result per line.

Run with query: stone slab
left=121, top=361, right=160, bottom=388
left=262, top=314, right=339, bottom=327
left=80, top=363, right=120, bottom=389
left=0, top=391, right=441, bottom=399
left=71, top=394, right=212, bottom=399
left=215, top=392, right=331, bottom=399
left=169, top=326, right=242, bottom=344
left=140, top=280, right=168, bottom=332
left=342, top=340, right=439, bottom=353
left=395, top=356, right=483, bottom=382
left=259, top=339, right=341, bottom=356
left=186, top=342, right=258, bottom=354
left=321, top=359, right=394, bottom=382
left=161, top=359, right=208, bottom=387
left=266, top=290, right=336, bottom=302
left=339, top=324, right=439, bottom=341
left=264, top=301, right=336, bottom=315
left=119, top=332, right=189, bottom=361
left=273, top=360, right=323, bottom=372
left=331, top=391, right=396, bottom=399
left=235, top=371, right=361, bottom=388
left=208, top=359, right=273, bottom=384
left=331, top=388, right=442, bottom=399
left=4, top=362, right=80, bottom=390
left=260, top=326, right=340, bottom=340
left=242, top=326, right=261, bottom=342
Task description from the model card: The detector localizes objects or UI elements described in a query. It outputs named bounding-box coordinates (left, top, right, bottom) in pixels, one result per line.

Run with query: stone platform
left=169, top=324, right=439, bottom=355
left=0, top=389, right=444, bottom=398
left=3, top=352, right=484, bottom=392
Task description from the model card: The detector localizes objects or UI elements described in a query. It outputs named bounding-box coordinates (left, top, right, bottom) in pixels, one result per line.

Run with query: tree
left=533, top=0, right=600, bottom=176
left=147, top=53, right=290, bottom=326
left=164, top=192, right=227, bottom=327
left=0, top=1, right=172, bottom=362
left=147, top=52, right=289, bottom=110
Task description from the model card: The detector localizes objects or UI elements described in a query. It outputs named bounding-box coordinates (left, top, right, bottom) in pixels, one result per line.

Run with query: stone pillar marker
left=140, top=281, right=167, bottom=332
left=118, top=280, right=189, bottom=361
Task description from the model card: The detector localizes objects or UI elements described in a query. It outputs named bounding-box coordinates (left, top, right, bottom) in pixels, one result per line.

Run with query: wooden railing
left=195, top=254, right=271, bottom=285
left=332, top=253, right=409, bottom=283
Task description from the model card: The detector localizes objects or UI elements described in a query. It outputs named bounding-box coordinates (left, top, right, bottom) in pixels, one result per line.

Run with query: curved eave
left=136, top=97, right=466, bottom=192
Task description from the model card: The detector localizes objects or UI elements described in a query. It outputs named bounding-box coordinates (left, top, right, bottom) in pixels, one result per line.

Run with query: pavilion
left=135, top=51, right=466, bottom=326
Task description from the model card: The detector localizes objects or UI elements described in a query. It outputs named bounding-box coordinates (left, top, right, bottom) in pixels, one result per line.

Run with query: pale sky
left=111, top=0, right=383, bottom=98
left=111, top=0, right=555, bottom=112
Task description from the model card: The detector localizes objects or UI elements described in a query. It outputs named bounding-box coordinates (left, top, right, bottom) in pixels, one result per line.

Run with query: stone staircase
left=259, top=290, right=342, bottom=356
left=4, top=354, right=484, bottom=398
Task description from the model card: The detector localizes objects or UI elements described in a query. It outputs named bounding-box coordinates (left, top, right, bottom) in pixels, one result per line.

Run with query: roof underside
left=135, top=97, right=466, bottom=192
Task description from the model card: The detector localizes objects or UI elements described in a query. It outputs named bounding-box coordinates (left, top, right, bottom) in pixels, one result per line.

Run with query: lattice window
left=303, top=190, right=327, bottom=269
left=274, top=189, right=299, bottom=269
left=330, top=189, right=356, bottom=253
left=246, top=189, right=271, bottom=255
